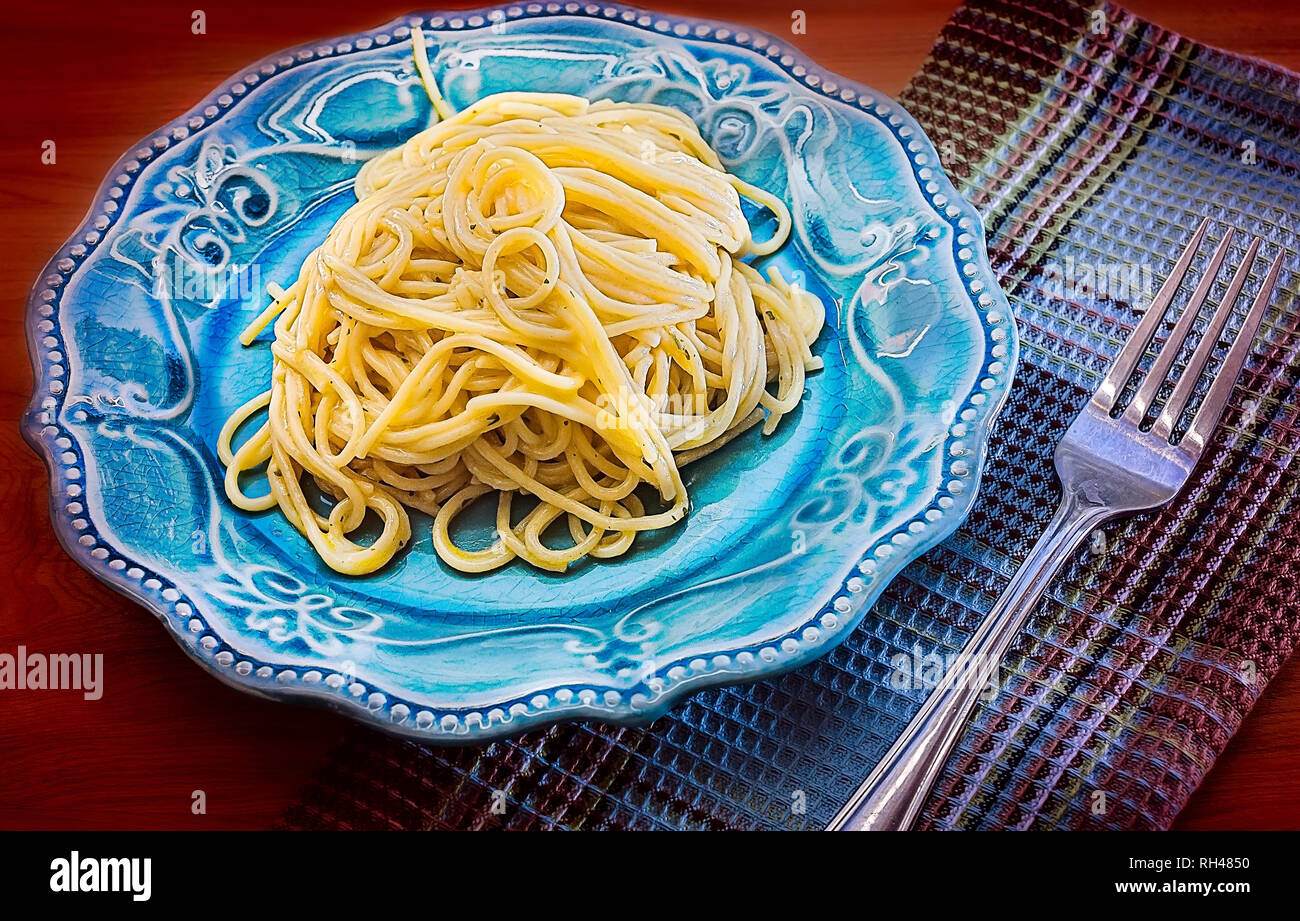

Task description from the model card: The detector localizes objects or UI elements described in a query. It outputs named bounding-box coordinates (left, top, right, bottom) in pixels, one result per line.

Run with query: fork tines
left=1092, top=216, right=1285, bottom=451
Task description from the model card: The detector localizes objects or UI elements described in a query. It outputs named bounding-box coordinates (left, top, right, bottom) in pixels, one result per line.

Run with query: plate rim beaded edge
left=21, top=1, right=1019, bottom=742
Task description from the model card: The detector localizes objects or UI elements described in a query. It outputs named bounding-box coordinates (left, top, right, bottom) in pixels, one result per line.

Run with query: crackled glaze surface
left=23, top=3, right=1017, bottom=741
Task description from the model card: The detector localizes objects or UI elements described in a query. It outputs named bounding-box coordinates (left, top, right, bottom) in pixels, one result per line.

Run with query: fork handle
left=827, top=489, right=1112, bottom=830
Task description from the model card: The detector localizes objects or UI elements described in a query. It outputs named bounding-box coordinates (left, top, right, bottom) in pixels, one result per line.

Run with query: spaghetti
left=219, top=31, right=825, bottom=575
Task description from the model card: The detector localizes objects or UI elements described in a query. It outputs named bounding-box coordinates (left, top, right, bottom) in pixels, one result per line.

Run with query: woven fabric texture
left=280, top=0, right=1300, bottom=830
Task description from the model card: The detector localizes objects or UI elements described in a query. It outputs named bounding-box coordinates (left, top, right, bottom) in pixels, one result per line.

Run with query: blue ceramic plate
left=24, top=4, right=1017, bottom=741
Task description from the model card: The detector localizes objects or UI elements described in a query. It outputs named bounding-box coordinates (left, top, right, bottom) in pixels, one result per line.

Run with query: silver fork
left=828, top=218, right=1284, bottom=831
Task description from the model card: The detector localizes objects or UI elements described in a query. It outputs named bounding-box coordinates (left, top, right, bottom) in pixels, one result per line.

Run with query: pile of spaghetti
left=219, top=32, right=824, bottom=575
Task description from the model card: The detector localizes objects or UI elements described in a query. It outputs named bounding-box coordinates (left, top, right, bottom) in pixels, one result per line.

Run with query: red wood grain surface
left=2, top=0, right=1297, bottom=830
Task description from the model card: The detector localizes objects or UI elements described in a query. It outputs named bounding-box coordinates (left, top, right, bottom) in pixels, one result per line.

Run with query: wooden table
left=2, top=0, right=1297, bottom=830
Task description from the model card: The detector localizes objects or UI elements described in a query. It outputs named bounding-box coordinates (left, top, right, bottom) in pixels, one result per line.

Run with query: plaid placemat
left=279, top=0, right=1300, bottom=830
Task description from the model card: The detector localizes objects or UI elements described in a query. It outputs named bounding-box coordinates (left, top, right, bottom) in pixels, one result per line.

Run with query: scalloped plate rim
left=22, top=2, right=1018, bottom=743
